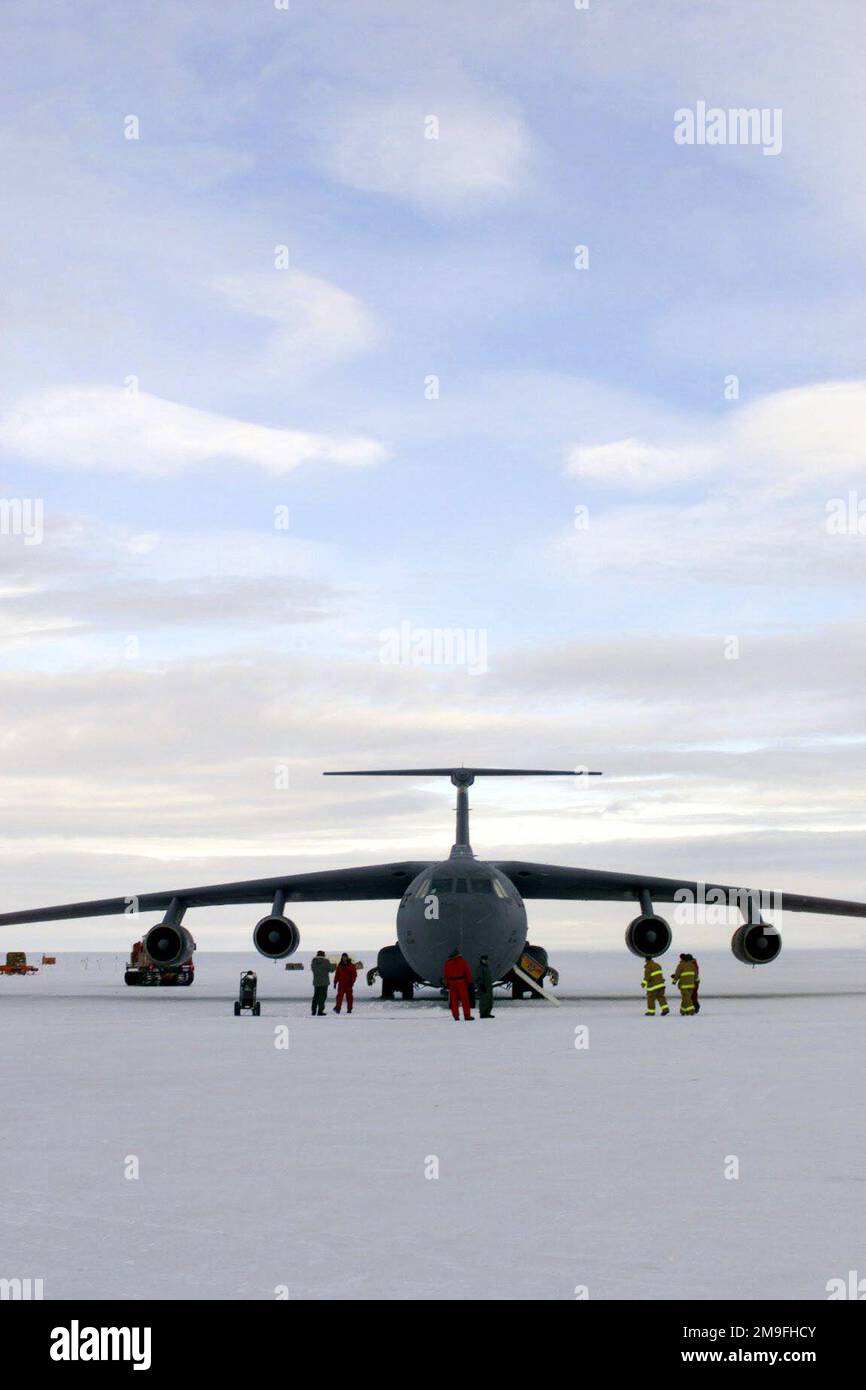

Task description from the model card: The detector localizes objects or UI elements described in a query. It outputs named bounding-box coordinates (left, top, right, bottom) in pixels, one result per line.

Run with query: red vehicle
left=0, top=951, right=38, bottom=976
left=124, top=938, right=194, bottom=987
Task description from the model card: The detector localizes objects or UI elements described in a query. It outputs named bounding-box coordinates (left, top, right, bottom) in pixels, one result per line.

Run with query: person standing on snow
left=641, top=956, right=669, bottom=1016
left=691, top=954, right=701, bottom=1013
left=443, top=948, right=474, bottom=1021
left=477, top=954, right=495, bottom=1019
left=672, top=953, right=698, bottom=1016
left=310, top=950, right=333, bottom=1016
left=334, top=953, right=357, bottom=1014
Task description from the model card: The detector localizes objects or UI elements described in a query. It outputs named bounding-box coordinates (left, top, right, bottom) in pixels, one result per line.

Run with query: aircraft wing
left=493, top=861, right=866, bottom=917
left=0, top=861, right=433, bottom=926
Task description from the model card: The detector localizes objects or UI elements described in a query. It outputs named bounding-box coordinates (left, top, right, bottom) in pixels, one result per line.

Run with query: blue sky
left=1, top=0, right=865, bottom=949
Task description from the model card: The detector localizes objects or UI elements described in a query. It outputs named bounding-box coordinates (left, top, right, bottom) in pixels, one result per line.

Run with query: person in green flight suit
left=310, top=950, right=334, bottom=1016
left=477, top=953, right=495, bottom=1019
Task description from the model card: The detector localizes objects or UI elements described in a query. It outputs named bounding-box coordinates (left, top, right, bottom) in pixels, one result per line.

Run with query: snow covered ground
left=2, top=947, right=864, bottom=1301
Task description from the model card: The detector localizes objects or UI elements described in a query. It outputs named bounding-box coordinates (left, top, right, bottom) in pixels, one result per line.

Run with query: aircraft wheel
left=234, top=1002, right=241, bottom=1016
left=253, top=1002, right=261, bottom=1016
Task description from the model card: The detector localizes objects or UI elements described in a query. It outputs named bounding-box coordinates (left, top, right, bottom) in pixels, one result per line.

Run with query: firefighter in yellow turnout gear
left=641, top=957, right=669, bottom=1015
left=672, top=953, right=699, bottom=1015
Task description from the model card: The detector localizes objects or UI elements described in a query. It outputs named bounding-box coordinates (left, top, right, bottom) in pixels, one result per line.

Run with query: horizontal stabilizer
left=325, top=769, right=601, bottom=852
left=325, top=767, right=601, bottom=780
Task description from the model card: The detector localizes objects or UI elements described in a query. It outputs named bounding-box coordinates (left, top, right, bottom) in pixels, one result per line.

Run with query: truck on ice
left=124, top=937, right=195, bottom=987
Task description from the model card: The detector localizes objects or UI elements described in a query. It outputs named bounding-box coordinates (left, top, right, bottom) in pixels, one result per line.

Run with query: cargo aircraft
left=1, top=767, right=865, bottom=1000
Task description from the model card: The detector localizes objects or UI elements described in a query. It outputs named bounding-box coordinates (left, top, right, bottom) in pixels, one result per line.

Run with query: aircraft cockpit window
left=414, top=878, right=431, bottom=899
left=492, top=880, right=509, bottom=899
left=429, top=877, right=453, bottom=894
left=471, top=878, right=494, bottom=893
left=455, top=878, right=469, bottom=893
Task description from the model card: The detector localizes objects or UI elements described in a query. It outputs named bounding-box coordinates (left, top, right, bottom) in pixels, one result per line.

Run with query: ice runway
left=2, top=949, right=865, bottom=1301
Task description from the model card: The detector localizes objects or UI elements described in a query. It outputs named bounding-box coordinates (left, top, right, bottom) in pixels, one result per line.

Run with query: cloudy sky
left=1, top=0, right=865, bottom=951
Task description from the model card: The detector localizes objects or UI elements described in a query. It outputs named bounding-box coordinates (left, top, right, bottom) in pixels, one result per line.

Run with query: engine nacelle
left=625, top=913, right=672, bottom=958
left=143, top=922, right=196, bottom=969
left=731, top=922, right=781, bottom=965
left=253, top=915, right=300, bottom=960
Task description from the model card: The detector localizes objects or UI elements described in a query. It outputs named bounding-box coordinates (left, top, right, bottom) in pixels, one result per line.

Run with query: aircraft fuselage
left=396, top=856, right=527, bottom=985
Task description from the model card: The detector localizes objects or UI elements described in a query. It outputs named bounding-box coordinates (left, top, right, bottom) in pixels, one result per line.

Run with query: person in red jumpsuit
left=334, top=953, right=357, bottom=1014
left=443, top=949, right=474, bottom=1020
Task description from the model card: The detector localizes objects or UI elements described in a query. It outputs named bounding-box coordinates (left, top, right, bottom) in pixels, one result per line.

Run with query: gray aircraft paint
left=1, top=769, right=865, bottom=985
left=397, top=859, right=527, bottom=985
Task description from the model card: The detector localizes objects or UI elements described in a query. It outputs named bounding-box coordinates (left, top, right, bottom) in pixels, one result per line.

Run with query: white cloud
left=318, top=95, right=531, bottom=210
left=553, top=378, right=866, bottom=593
left=0, top=528, right=343, bottom=647
left=214, top=270, right=382, bottom=378
left=563, top=379, right=866, bottom=497
left=565, top=437, right=718, bottom=490
left=0, top=387, right=387, bottom=476
left=733, top=381, right=866, bottom=490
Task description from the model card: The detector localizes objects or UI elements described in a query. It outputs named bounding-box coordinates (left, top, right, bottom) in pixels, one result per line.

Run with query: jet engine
left=253, top=915, right=300, bottom=960
left=731, top=922, right=781, bottom=965
left=625, top=913, right=672, bottom=958
left=143, top=921, right=196, bottom=969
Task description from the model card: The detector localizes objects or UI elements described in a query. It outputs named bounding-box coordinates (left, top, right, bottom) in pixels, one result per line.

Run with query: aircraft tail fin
left=324, top=768, right=602, bottom=854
